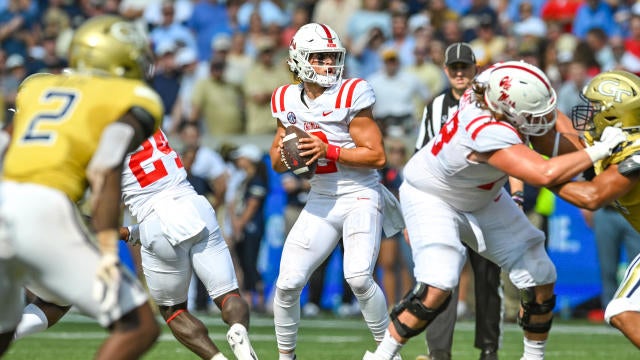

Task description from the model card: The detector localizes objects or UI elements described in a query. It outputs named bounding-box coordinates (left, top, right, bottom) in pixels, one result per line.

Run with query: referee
left=414, top=43, right=503, bottom=360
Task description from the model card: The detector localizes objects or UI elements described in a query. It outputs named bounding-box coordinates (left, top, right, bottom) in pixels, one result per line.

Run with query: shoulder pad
left=618, top=152, right=640, bottom=176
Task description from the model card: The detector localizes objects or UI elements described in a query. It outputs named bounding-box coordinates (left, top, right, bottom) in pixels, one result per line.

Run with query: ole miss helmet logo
left=499, top=76, right=512, bottom=90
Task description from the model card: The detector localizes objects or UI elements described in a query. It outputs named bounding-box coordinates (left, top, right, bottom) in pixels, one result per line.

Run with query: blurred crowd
left=2, top=0, right=640, bottom=138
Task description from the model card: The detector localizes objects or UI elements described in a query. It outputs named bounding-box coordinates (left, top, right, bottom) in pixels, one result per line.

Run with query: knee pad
left=517, top=287, right=556, bottom=333
left=346, top=275, right=374, bottom=297
left=274, top=287, right=302, bottom=308
left=389, top=282, right=451, bottom=338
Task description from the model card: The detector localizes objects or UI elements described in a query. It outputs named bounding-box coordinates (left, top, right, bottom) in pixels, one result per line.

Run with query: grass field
left=4, top=312, right=638, bottom=359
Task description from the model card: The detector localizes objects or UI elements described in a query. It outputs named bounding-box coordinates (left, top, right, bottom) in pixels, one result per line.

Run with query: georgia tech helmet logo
left=596, top=79, right=633, bottom=103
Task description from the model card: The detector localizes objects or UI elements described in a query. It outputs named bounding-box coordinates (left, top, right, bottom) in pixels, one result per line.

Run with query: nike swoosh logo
left=322, top=111, right=333, bottom=116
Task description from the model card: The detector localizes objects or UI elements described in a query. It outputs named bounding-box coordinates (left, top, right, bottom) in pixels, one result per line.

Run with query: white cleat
left=392, top=354, right=403, bottom=360
left=226, top=323, right=258, bottom=360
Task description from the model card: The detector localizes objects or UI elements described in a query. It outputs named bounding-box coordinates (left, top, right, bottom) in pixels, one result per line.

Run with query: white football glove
left=93, top=230, right=121, bottom=312
left=126, top=224, right=140, bottom=246
left=93, top=253, right=121, bottom=312
left=584, top=126, right=627, bottom=163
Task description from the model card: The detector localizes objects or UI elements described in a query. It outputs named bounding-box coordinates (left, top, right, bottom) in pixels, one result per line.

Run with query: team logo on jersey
left=287, top=112, right=297, bottom=124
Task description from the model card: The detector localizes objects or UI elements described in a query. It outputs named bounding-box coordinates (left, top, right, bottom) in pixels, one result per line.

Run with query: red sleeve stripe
left=335, top=78, right=362, bottom=108
left=272, top=84, right=290, bottom=113
left=335, top=79, right=353, bottom=108
left=464, top=115, right=492, bottom=132
left=345, top=78, right=363, bottom=108
left=470, top=122, right=519, bottom=140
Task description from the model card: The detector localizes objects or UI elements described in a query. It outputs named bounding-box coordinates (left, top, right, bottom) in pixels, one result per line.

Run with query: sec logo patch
left=287, top=112, right=297, bottom=124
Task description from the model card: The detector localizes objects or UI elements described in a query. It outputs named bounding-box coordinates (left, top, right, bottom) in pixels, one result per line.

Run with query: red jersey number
left=129, top=131, right=183, bottom=187
left=431, top=112, right=459, bottom=156
left=310, top=130, right=338, bottom=174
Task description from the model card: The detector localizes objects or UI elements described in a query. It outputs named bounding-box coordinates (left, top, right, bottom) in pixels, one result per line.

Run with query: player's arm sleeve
left=87, top=121, right=138, bottom=234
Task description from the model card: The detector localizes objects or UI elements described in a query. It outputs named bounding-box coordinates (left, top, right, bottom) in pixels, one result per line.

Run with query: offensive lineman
left=363, top=61, right=627, bottom=360
left=0, top=15, right=160, bottom=358
left=269, top=23, right=404, bottom=359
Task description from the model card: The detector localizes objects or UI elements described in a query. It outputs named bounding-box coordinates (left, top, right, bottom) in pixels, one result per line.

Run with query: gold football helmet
left=68, top=15, right=153, bottom=80
left=572, top=70, right=640, bottom=140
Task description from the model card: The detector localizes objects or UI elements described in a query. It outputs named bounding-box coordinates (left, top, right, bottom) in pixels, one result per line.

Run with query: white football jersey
left=271, top=78, right=380, bottom=195
left=121, top=130, right=194, bottom=221
left=403, top=78, right=523, bottom=212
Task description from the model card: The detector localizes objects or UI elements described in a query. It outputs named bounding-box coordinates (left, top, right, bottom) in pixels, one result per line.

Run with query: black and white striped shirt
left=414, top=88, right=461, bottom=152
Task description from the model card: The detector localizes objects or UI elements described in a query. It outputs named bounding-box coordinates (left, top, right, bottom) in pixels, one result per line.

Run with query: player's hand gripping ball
left=281, top=126, right=317, bottom=179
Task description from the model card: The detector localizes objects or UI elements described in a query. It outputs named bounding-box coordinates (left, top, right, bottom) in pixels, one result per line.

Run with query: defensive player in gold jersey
left=0, top=15, right=162, bottom=358
left=552, top=70, right=640, bottom=349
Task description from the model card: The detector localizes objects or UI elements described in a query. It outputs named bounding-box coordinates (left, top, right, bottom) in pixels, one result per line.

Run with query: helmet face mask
left=484, top=61, right=557, bottom=136
left=69, top=15, right=154, bottom=80
left=571, top=92, right=600, bottom=134
left=288, top=23, right=346, bottom=87
left=572, top=70, right=640, bottom=140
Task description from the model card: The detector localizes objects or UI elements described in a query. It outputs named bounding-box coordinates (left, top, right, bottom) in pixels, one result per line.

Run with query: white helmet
left=484, top=61, right=557, bottom=136
left=288, top=23, right=346, bottom=87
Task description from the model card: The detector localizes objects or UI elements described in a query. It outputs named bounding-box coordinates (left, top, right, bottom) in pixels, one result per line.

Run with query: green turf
left=4, top=312, right=638, bottom=359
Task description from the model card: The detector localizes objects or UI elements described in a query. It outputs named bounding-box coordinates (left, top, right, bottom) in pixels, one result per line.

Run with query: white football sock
left=273, top=287, right=301, bottom=352
left=14, top=303, right=48, bottom=340
left=351, top=276, right=389, bottom=341
left=374, top=330, right=403, bottom=359
left=226, top=323, right=258, bottom=360
left=522, top=337, right=546, bottom=359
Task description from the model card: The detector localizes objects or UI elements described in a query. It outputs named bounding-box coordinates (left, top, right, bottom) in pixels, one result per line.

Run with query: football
left=281, top=126, right=317, bottom=179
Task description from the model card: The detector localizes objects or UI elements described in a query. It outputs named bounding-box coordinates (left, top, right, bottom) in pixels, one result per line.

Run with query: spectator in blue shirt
left=187, top=0, right=233, bottom=62
left=573, top=0, right=622, bottom=39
